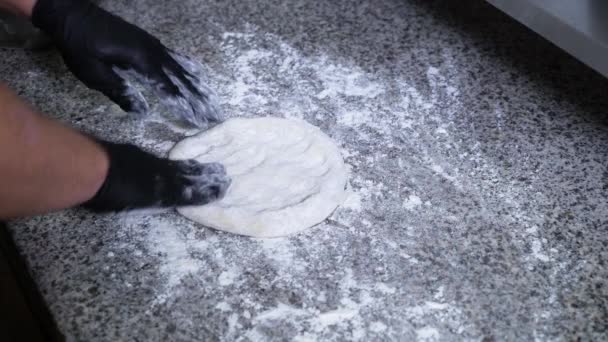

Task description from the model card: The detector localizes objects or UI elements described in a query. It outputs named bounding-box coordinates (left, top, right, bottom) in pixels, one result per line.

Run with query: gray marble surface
left=3, top=0, right=608, bottom=340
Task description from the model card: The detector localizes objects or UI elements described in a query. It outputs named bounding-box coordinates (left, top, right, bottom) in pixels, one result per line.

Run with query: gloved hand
left=31, top=0, right=221, bottom=127
left=84, top=140, right=231, bottom=212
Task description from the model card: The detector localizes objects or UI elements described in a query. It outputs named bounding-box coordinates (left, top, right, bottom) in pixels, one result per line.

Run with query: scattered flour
left=343, top=190, right=363, bottom=212
left=370, top=321, right=388, bottom=333
left=110, top=23, right=543, bottom=340
left=218, top=266, right=240, bottom=286
left=292, top=334, right=317, bottom=342
left=227, top=313, right=240, bottom=335
left=258, top=238, right=303, bottom=271
left=406, top=301, right=450, bottom=316
left=226, top=49, right=273, bottom=106
left=374, top=283, right=397, bottom=294
left=254, top=303, right=308, bottom=322
left=144, top=217, right=203, bottom=289
left=315, top=63, right=384, bottom=100
left=249, top=269, right=377, bottom=339
left=429, top=163, right=458, bottom=184
left=531, top=239, right=550, bottom=262
left=216, top=302, right=232, bottom=312
left=403, top=194, right=423, bottom=210
left=416, top=326, right=440, bottom=341
left=337, top=109, right=375, bottom=127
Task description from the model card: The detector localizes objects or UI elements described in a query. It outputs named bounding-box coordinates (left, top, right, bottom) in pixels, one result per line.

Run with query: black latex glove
left=83, top=141, right=231, bottom=212
left=31, top=0, right=221, bottom=127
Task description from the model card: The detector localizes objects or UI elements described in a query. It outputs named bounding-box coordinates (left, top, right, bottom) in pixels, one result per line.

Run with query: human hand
left=84, top=141, right=231, bottom=212
left=31, top=0, right=221, bottom=127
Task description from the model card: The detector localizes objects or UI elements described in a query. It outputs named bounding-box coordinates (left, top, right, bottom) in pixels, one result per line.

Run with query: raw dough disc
left=169, top=117, right=348, bottom=238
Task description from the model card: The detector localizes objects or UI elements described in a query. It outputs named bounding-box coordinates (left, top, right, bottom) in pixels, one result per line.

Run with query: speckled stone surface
left=3, top=0, right=608, bottom=340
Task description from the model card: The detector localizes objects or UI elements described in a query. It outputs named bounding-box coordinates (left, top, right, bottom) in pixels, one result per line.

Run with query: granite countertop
left=3, top=0, right=608, bottom=340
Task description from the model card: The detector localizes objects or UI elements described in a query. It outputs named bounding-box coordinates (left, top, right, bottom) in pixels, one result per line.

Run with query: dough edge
left=170, top=117, right=348, bottom=238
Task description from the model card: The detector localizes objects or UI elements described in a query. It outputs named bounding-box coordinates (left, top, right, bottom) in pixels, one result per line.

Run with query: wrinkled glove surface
left=32, top=0, right=221, bottom=127
left=83, top=140, right=231, bottom=212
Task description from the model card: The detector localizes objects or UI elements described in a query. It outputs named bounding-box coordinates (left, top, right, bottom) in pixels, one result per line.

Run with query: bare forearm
left=0, top=0, right=35, bottom=16
left=0, top=83, right=109, bottom=218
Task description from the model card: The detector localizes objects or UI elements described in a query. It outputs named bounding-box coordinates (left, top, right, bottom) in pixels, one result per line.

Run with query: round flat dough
left=169, top=117, right=348, bottom=238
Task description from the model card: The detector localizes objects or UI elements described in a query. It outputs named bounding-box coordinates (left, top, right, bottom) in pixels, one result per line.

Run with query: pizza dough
left=169, top=117, right=348, bottom=238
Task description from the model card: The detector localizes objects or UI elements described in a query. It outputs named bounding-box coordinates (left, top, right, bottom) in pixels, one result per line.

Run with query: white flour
left=108, top=22, right=552, bottom=339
